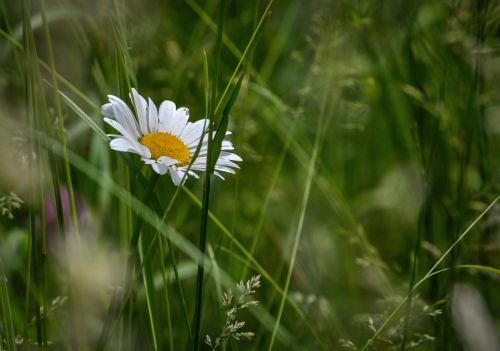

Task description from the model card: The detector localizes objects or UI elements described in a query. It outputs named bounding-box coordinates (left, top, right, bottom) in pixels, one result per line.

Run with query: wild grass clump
left=205, top=274, right=261, bottom=350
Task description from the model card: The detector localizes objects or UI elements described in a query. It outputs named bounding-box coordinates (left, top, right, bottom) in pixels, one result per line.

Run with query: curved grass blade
left=58, top=89, right=108, bottom=141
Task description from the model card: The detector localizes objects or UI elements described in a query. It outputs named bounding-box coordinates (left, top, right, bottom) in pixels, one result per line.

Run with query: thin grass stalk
left=30, top=212, right=42, bottom=348
left=192, top=1, right=226, bottom=349
left=225, top=0, right=261, bottom=256
left=138, top=192, right=162, bottom=350
left=184, top=0, right=271, bottom=91
left=191, top=54, right=213, bottom=351
left=240, top=106, right=302, bottom=278
left=400, top=112, right=431, bottom=351
left=138, top=236, right=160, bottom=350
left=24, top=1, right=65, bottom=246
left=154, top=180, right=196, bottom=344
left=0, top=258, right=17, bottom=351
left=24, top=211, right=33, bottom=337
left=22, top=1, right=43, bottom=346
left=266, top=66, right=333, bottom=351
left=112, top=2, right=138, bottom=347
left=38, top=185, right=47, bottom=349
left=0, top=0, right=21, bottom=72
left=165, top=237, right=193, bottom=343
left=39, top=0, right=80, bottom=239
left=213, top=0, right=273, bottom=115
left=24, top=3, right=69, bottom=345
left=112, top=0, right=136, bottom=90
left=400, top=223, right=422, bottom=351
left=158, top=238, right=175, bottom=351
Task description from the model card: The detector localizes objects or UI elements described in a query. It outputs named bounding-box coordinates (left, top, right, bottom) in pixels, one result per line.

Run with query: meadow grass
left=0, top=0, right=499, bottom=350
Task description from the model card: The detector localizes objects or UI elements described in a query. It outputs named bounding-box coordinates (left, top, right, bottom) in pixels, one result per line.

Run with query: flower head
left=102, top=89, right=242, bottom=185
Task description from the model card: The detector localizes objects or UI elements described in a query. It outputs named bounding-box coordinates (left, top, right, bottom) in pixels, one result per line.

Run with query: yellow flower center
left=140, top=132, right=190, bottom=165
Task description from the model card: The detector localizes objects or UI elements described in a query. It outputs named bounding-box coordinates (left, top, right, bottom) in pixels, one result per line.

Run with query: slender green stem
left=192, top=1, right=226, bottom=349
left=400, top=224, right=422, bottom=351
left=138, top=235, right=160, bottom=350
left=166, top=237, right=193, bottom=342
left=266, top=111, right=320, bottom=351
left=158, top=238, right=175, bottom=351
left=40, top=0, right=80, bottom=240
left=192, top=172, right=211, bottom=351
left=0, top=258, right=17, bottom=351
left=31, top=212, right=42, bottom=348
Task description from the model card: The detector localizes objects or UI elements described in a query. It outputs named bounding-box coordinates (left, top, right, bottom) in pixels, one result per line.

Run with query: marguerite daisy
left=102, top=88, right=242, bottom=185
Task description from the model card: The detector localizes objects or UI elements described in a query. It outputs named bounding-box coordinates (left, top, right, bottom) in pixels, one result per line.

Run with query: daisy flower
left=102, top=89, right=242, bottom=185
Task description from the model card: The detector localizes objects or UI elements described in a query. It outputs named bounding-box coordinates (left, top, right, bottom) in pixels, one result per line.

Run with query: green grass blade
left=0, top=258, right=17, bottom=351
left=138, top=236, right=160, bottom=350
left=209, top=73, right=244, bottom=173
left=58, top=89, right=108, bottom=141
left=157, top=237, right=175, bottom=351
left=40, top=0, right=80, bottom=240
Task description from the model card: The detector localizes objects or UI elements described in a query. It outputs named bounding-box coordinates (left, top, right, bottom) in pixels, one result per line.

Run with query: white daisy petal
left=158, top=100, right=176, bottom=132
left=187, top=170, right=200, bottom=178
left=158, top=156, right=179, bottom=166
left=108, top=95, right=141, bottom=140
left=213, top=171, right=225, bottom=180
left=141, top=158, right=157, bottom=164
left=189, top=144, right=208, bottom=155
left=151, top=161, right=168, bottom=175
left=170, top=107, right=189, bottom=136
left=190, top=155, right=240, bottom=169
left=221, top=140, right=235, bottom=150
left=104, top=118, right=137, bottom=142
left=101, top=103, right=114, bottom=118
left=182, top=119, right=209, bottom=146
left=190, top=165, right=207, bottom=172
left=110, top=137, right=151, bottom=158
left=130, top=88, right=149, bottom=134
left=215, top=157, right=240, bottom=169
left=189, top=140, right=233, bottom=154
left=214, top=165, right=237, bottom=174
left=219, top=152, right=243, bottom=162
left=147, top=98, right=158, bottom=132
left=169, top=168, right=183, bottom=186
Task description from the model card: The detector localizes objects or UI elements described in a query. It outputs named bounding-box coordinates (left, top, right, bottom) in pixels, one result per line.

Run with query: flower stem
left=192, top=173, right=212, bottom=351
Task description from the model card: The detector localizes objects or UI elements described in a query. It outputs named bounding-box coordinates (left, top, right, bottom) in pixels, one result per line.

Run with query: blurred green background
left=0, top=0, right=499, bottom=350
